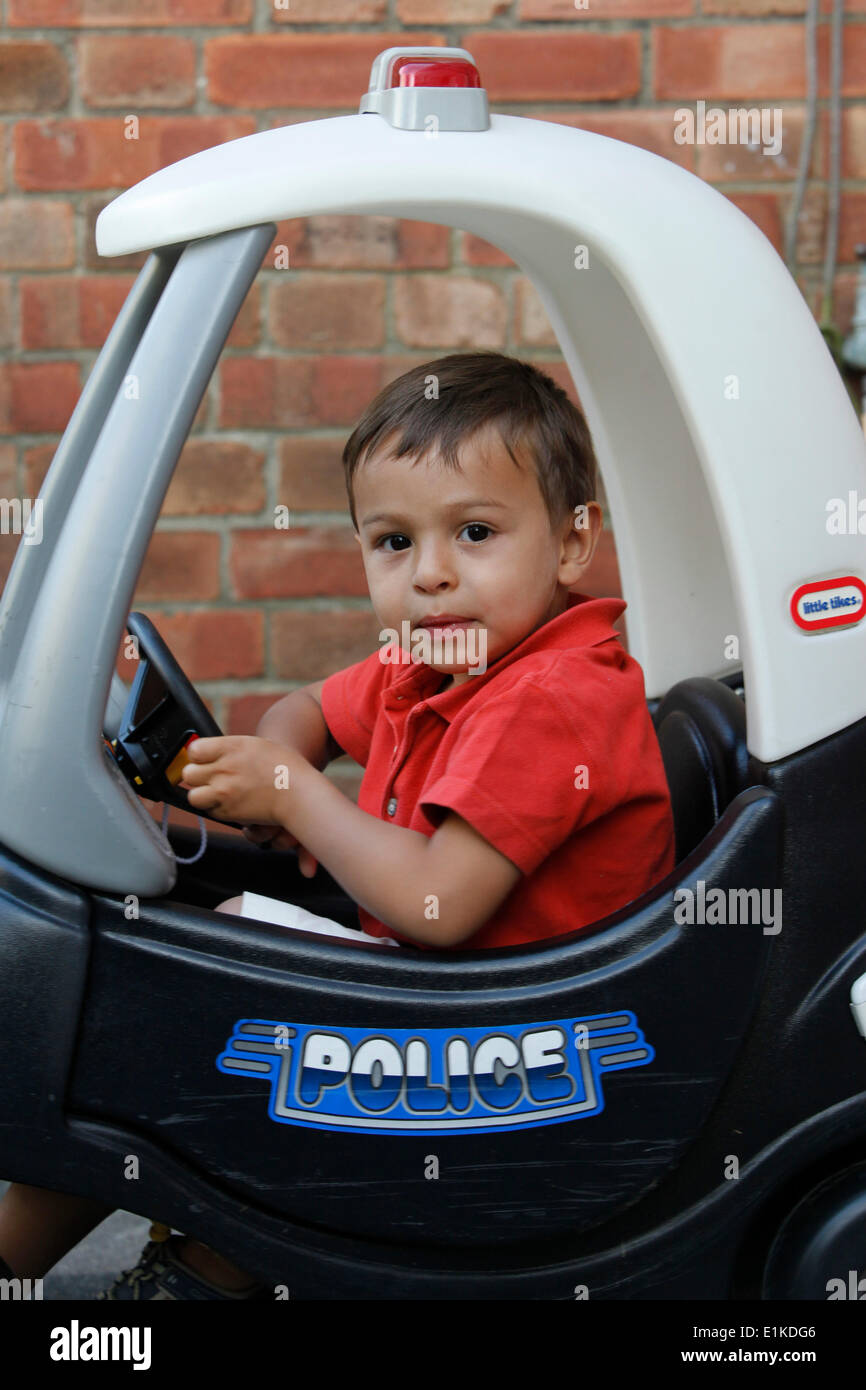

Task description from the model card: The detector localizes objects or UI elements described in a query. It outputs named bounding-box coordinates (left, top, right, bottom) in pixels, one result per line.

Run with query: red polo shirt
left=320, top=591, right=675, bottom=950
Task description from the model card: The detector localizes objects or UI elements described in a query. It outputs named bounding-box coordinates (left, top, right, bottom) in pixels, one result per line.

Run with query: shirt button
left=386, top=797, right=398, bottom=816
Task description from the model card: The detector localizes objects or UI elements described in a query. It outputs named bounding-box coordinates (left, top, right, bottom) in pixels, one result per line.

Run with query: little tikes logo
left=790, top=575, right=865, bottom=631
left=216, top=1012, right=654, bottom=1135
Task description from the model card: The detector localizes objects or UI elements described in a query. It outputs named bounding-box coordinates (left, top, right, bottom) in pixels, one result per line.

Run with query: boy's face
left=353, top=422, right=602, bottom=686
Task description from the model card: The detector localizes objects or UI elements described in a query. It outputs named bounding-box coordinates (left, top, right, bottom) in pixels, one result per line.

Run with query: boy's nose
left=412, top=542, right=457, bottom=590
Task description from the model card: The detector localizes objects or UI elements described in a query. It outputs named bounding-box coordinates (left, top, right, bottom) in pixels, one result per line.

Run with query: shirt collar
left=382, top=590, right=627, bottom=718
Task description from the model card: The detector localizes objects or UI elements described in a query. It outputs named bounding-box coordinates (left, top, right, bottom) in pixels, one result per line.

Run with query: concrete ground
left=0, top=1180, right=152, bottom=1300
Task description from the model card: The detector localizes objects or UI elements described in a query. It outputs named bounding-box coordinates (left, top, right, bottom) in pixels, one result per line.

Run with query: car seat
left=652, top=676, right=756, bottom=863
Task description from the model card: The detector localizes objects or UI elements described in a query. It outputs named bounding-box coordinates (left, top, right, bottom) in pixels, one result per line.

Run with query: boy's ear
left=561, top=500, right=603, bottom=583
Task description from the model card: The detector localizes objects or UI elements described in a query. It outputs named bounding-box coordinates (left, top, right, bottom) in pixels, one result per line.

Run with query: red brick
left=722, top=190, right=784, bottom=255
left=20, top=280, right=77, bottom=350
left=514, top=278, right=556, bottom=348
left=225, top=692, right=337, bottom=747
left=23, top=442, right=56, bottom=495
left=0, top=442, right=16, bottom=495
left=275, top=0, right=385, bottom=17
left=393, top=223, right=452, bottom=270
left=207, top=33, right=442, bottom=109
left=0, top=534, right=19, bottom=592
left=269, top=216, right=450, bottom=271
left=702, top=0, right=805, bottom=11
left=163, top=438, right=266, bottom=516
left=14, top=117, right=256, bottom=192
left=219, top=358, right=309, bottom=430
left=654, top=26, right=805, bottom=99
left=0, top=371, right=11, bottom=438
left=394, top=275, right=507, bottom=348
left=521, top=0, right=691, bottom=15
left=843, top=106, right=866, bottom=178
left=0, top=447, right=20, bottom=588
left=0, top=362, right=80, bottom=434
left=8, top=0, right=252, bottom=24
left=311, top=356, right=388, bottom=425
left=0, top=200, right=74, bottom=269
left=135, top=530, right=221, bottom=601
left=400, top=0, right=507, bottom=18
left=0, top=281, right=13, bottom=350
left=269, top=275, right=385, bottom=351
left=225, top=692, right=286, bottom=737
left=278, top=435, right=352, bottom=513
left=695, top=106, right=818, bottom=181
left=0, top=41, right=69, bottom=112
left=141, top=609, right=263, bottom=683
left=380, top=353, right=436, bottom=387
left=839, top=193, right=866, bottom=264
left=820, top=24, right=866, bottom=96
left=656, top=24, right=866, bottom=99
left=80, top=36, right=196, bottom=109
left=705, top=0, right=866, bottom=13
left=517, top=280, right=558, bottom=347
left=535, top=108, right=696, bottom=170
left=21, top=275, right=135, bottom=349
left=219, top=356, right=386, bottom=430
left=465, top=30, right=641, bottom=101
left=225, top=697, right=363, bottom=790
left=460, top=234, right=515, bottom=267
left=271, top=606, right=382, bottom=680
left=230, top=525, right=366, bottom=599
left=226, top=285, right=260, bottom=348
left=127, top=113, right=255, bottom=177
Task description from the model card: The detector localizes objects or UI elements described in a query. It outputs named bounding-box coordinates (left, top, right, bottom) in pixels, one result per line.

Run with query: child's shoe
left=96, top=1236, right=273, bottom=1301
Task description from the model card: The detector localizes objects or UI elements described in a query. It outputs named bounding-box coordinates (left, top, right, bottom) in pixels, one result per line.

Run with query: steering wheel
left=106, top=611, right=246, bottom=831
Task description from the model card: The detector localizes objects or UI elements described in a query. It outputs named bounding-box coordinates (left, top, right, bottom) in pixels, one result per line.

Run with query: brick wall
left=0, top=2, right=862, bottom=815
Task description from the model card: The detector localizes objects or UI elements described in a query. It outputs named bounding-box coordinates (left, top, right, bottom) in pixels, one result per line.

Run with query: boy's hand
left=243, top=822, right=318, bottom=878
left=181, top=735, right=299, bottom=828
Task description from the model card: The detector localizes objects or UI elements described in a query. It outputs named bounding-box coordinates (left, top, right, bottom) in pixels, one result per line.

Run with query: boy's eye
left=376, top=534, right=411, bottom=553
left=460, top=523, right=492, bottom=543
left=374, top=524, right=492, bottom=552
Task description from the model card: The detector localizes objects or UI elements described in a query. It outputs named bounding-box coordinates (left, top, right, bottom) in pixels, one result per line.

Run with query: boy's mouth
left=416, top=615, right=475, bottom=630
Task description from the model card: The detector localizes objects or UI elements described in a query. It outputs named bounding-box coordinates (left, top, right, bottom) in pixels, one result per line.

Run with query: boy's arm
left=254, top=680, right=344, bottom=770
left=270, top=757, right=521, bottom=947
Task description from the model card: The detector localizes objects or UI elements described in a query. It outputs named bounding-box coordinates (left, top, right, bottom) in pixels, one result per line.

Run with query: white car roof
left=99, top=110, right=866, bottom=763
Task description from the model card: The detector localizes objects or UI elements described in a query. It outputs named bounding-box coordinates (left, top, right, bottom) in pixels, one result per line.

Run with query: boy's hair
left=341, top=351, right=599, bottom=533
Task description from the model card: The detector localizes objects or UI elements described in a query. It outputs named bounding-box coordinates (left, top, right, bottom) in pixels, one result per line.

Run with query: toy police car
left=1, top=47, right=865, bottom=1300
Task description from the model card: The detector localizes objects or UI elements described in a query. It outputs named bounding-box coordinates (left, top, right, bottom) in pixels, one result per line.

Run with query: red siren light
left=388, top=56, right=482, bottom=90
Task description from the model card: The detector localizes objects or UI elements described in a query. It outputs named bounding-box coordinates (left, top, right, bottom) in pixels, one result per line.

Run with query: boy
left=192, top=350, right=675, bottom=947
left=0, top=351, right=675, bottom=1296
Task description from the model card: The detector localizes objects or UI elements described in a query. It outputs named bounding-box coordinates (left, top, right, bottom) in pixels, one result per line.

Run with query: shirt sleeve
left=320, top=650, right=390, bottom=768
left=418, top=677, right=620, bottom=876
